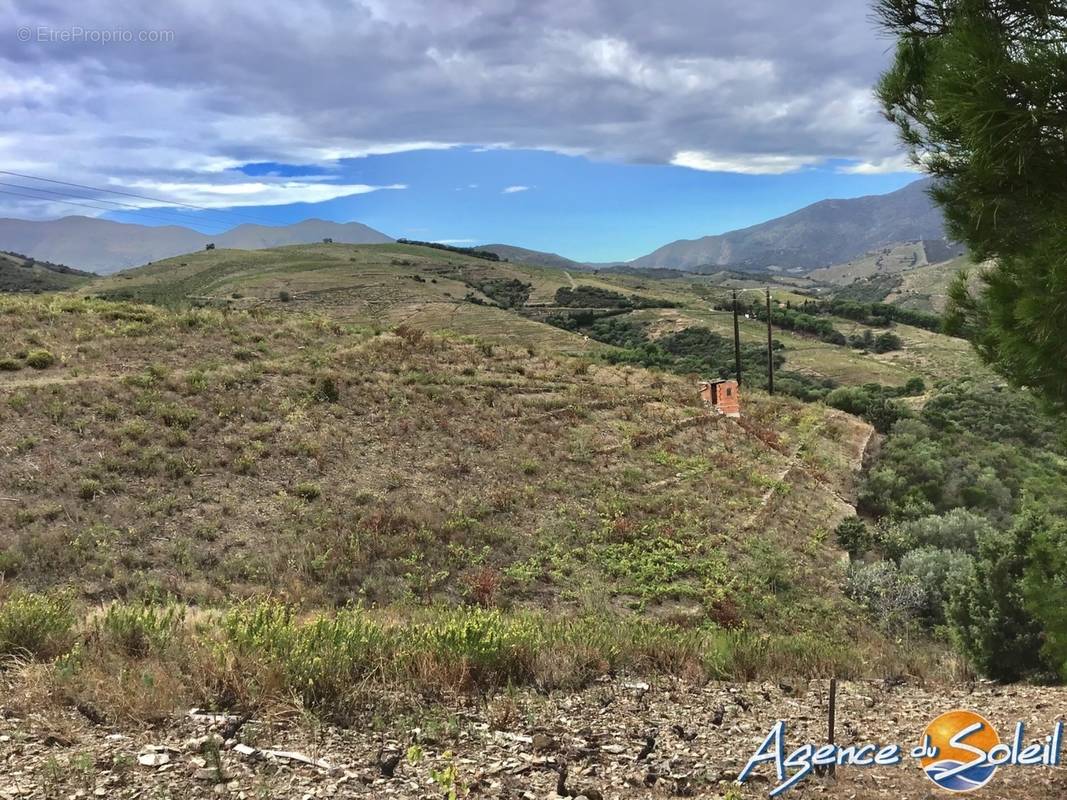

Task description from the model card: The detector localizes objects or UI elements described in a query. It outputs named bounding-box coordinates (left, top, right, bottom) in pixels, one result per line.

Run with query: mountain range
left=0, top=178, right=947, bottom=276
left=0, top=216, right=392, bottom=274
left=630, top=178, right=947, bottom=272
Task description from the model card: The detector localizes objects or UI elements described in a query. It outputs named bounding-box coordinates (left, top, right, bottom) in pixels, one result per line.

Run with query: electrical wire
left=0, top=168, right=299, bottom=228
left=0, top=182, right=232, bottom=231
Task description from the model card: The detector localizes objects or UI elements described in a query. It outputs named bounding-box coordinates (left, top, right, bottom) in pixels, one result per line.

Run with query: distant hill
left=0, top=216, right=392, bottom=274
left=631, top=178, right=949, bottom=272
left=0, top=250, right=94, bottom=293
left=478, top=243, right=588, bottom=271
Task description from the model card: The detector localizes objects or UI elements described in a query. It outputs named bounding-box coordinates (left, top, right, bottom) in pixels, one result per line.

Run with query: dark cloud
left=1, top=0, right=910, bottom=212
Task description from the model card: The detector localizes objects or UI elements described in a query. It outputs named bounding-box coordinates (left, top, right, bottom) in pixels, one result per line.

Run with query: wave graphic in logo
left=921, top=710, right=1000, bottom=793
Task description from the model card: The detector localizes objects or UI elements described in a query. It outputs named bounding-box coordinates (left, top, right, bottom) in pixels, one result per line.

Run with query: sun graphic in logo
left=921, top=710, right=1001, bottom=792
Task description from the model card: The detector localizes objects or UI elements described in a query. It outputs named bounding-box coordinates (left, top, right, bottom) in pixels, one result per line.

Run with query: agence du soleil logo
left=738, top=708, right=1063, bottom=796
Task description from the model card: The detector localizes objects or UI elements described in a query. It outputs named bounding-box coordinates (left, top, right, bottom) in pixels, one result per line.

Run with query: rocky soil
left=2, top=676, right=1065, bottom=799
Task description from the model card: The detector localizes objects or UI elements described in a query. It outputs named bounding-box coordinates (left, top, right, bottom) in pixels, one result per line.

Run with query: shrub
left=294, top=482, right=321, bottom=501
left=278, top=290, right=291, bottom=303
left=844, top=561, right=925, bottom=631
left=96, top=602, right=186, bottom=658
left=0, top=592, right=76, bottom=660
left=24, top=349, right=56, bottom=369
left=899, top=547, right=974, bottom=625
left=78, top=478, right=102, bottom=500
left=872, top=332, right=903, bottom=353
left=947, top=515, right=1046, bottom=681
left=312, top=376, right=340, bottom=403
left=0, top=357, right=21, bottom=371
left=893, top=509, right=994, bottom=554
left=834, top=517, right=871, bottom=559
left=462, top=566, right=502, bottom=608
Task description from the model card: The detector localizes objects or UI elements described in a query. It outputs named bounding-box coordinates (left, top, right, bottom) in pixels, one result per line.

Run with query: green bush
left=899, top=547, right=974, bottom=625
left=947, top=514, right=1046, bottom=681
left=24, top=349, right=56, bottom=369
left=77, top=478, right=102, bottom=501
left=0, top=592, right=76, bottom=660
left=1022, top=514, right=1067, bottom=680
left=294, top=482, right=321, bottom=501
left=96, top=602, right=186, bottom=658
left=0, top=357, right=21, bottom=371
left=891, top=509, right=994, bottom=555
left=835, top=517, right=871, bottom=559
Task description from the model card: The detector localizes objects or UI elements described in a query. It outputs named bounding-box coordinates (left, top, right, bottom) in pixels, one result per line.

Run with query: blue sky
left=101, top=147, right=919, bottom=263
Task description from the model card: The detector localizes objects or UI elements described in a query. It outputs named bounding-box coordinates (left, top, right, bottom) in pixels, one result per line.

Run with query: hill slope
left=631, top=178, right=948, bottom=272
left=0, top=216, right=392, bottom=274
left=0, top=294, right=871, bottom=636
left=81, top=241, right=980, bottom=388
left=0, top=250, right=94, bottom=292
left=478, top=243, right=588, bottom=271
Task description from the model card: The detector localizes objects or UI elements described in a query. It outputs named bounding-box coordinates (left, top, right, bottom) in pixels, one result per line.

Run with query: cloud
left=502, top=185, right=529, bottom=194
left=838, top=154, right=919, bottom=175
left=124, top=180, right=406, bottom=208
left=671, top=151, right=819, bottom=176
left=0, top=0, right=911, bottom=215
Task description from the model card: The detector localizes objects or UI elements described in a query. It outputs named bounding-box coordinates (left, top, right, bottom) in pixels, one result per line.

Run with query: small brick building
left=700, top=379, right=740, bottom=417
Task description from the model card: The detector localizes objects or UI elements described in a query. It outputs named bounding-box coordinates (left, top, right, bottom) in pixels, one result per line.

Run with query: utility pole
left=731, top=289, right=742, bottom=386
left=765, top=288, right=775, bottom=396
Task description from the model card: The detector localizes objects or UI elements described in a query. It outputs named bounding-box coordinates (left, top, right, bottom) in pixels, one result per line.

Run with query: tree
left=946, top=512, right=1046, bottom=681
left=876, top=0, right=1067, bottom=408
left=1022, top=514, right=1067, bottom=680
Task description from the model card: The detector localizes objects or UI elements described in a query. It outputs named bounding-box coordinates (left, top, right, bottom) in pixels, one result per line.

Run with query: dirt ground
left=2, top=676, right=1065, bottom=799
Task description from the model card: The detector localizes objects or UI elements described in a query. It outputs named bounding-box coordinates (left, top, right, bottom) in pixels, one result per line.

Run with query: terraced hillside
left=80, top=242, right=980, bottom=391
left=0, top=296, right=873, bottom=635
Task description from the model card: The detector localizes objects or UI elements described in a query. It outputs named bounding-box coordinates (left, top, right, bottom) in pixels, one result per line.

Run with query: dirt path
left=2, top=677, right=1064, bottom=799
left=739, top=410, right=870, bottom=534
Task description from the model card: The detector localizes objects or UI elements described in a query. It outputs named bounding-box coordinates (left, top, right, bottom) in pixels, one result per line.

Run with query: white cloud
left=502, top=185, right=529, bottom=194
left=838, top=154, right=919, bottom=175
left=671, top=150, right=819, bottom=176
left=121, top=180, right=405, bottom=209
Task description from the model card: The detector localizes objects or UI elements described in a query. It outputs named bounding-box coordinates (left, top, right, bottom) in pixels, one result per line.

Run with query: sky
left=2, top=0, right=920, bottom=262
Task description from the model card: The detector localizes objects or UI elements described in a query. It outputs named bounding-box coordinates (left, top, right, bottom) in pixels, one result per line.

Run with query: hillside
left=478, top=243, right=588, bottom=271
left=0, top=216, right=392, bottom=274
left=81, top=242, right=981, bottom=390
left=0, top=250, right=94, bottom=292
left=631, top=178, right=948, bottom=272
left=0, top=294, right=882, bottom=654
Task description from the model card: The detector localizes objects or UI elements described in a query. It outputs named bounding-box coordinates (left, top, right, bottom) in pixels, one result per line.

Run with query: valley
left=0, top=192, right=1060, bottom=800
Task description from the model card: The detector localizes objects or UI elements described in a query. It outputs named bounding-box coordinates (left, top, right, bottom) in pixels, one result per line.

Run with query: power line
left=0, top=169, right=289, bottom=228
left=0, top=181, right=233, bottom=231
left=0, top=187, right=230, bottom=231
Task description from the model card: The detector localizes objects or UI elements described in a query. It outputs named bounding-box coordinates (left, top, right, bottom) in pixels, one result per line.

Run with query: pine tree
left=875, top=0, right=1067, bottom=408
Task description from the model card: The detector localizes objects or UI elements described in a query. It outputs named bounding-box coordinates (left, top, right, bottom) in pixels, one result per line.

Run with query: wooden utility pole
left=765, top=288, right=775, bottom=396
left=828, top=677, right=838, bottom=777
left=731, top=290, right=742, bottom=386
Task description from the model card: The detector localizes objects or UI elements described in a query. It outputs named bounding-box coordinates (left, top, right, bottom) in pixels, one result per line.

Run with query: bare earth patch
left=2, top=676, right=1065, bottom=799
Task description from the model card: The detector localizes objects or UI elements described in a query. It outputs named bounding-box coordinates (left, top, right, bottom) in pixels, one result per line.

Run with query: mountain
left=631, top=178, right=948, bottom=272
left=0, top=216, right=392, bottom=274
left=478, top=243, right=587, bottom=271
